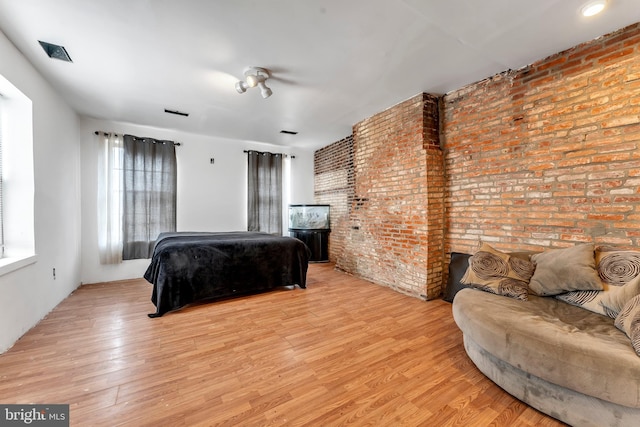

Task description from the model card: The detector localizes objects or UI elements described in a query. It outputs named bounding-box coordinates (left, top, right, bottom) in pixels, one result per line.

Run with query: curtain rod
left=243, top=149, right=295, bottom=159
left=94, top=131, right=181, bottom=146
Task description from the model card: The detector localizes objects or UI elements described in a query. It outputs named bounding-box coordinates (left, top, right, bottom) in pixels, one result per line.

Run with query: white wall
left=0, top=29, right=314, bottom=353
left=0, top=31, right=82, bottom=353
left=80, top=117, right=315, bottom=284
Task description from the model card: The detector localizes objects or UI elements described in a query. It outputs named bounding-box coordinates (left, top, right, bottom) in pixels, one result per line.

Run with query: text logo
left=0, top=405, right=69, bottom=426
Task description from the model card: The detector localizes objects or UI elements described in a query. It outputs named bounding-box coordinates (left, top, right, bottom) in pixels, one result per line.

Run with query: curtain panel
left=122, top=135, right=177, bottom=260
left=247, top=150, right=283, bottom=235
left=97, top=132, right=124, bottom=264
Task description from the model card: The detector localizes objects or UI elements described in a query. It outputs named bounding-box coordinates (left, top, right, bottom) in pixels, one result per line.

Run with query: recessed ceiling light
left=581, top=0, right=607, bottom=17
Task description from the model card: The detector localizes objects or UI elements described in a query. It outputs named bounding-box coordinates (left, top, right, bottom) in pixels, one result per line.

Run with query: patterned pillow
left=614, top=294, right=640, bottom=356
left=600, top=275, right=640, bottom=318
left=556, top=290, right=610, bottom=316
left=596, top=247, right=640, bottom=286
left=529, top=243, right=602, bottom=296
left=556, top=248, right=640, bottom=316
left=460, top=243, right=535, bottom=301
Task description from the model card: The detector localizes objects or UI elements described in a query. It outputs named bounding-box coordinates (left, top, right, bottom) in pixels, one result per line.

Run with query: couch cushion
left=452, top=287, right=640, bottom=409
left=460, top=243, right=534, bottom=300
left=529, top=243, right=602, bottom=296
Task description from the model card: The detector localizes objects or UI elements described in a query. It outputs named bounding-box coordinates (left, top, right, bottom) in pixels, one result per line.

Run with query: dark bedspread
left=143, top=231, right=310, bottom=317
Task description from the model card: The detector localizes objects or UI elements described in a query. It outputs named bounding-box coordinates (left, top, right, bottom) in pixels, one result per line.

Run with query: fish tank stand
left=288, top=204, right=330, bottom=263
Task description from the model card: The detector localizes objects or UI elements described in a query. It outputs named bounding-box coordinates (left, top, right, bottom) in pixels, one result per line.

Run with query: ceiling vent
left=164, top=108, right=189, bottom=117
left=38, top=40, right=72, bottom=62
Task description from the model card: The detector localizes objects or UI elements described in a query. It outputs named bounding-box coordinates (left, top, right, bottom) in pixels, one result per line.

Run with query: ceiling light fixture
left=581, top=0, right=607, bottom=17
left=235, top=67, right=272, bottom=99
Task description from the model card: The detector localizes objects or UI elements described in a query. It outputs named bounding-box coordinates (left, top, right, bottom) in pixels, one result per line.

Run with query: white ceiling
left=0, top=0, right=639, bottom=150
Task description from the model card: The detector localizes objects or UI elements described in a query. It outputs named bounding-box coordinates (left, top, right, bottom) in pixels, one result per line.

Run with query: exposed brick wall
left=443, top=23, right=640, bottom=258
left=314, top=135, right=354, bottom=264
left=315, top=94, right=444, bottom=299
left=315, top=22, right=640, bottom=301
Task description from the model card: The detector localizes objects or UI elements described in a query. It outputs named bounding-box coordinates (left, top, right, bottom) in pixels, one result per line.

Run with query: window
left=97, top=133, right=176, bottom=263
left=0, top=97, right=4, bottom=257
left=0, top=74, right=36, bottom=274
left=121, top=135, right=177, bottom=260
left=97, top=132, right=123, bottom=264
left=247, top=150, right=283, bottom=234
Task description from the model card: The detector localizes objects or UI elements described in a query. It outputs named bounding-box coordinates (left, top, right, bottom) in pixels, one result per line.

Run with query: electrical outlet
left=53, top=267, right=56, bottom=280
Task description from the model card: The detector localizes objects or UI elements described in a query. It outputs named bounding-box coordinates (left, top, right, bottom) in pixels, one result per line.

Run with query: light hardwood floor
left=0, top=263, right=566, bottom=426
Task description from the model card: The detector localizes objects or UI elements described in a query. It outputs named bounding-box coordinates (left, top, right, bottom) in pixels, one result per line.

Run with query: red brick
left=443, top=22, right=640, bottom=254
left=315, top=22, right=640, bottom=302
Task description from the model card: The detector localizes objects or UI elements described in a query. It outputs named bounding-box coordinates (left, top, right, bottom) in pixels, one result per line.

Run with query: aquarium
left=288, top=204, right=330, bottom=230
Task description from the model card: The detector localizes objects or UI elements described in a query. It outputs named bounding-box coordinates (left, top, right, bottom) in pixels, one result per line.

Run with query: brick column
left=316, top=93, right=444, bottom=299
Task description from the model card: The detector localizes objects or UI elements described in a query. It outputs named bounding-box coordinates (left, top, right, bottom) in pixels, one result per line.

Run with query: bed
left=143, top=231, right=310, bottom=317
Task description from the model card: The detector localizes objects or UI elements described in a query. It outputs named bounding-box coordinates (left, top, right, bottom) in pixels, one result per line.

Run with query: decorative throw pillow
left=596, top=247, right=640, bottom=286
left=460, top=243, right=535, bottom=301
left=442, top=252, right=472, bottom=303
left=555, top=290, right=608, bottom=316
left=599, top=275, right=640, bottom=318
left=529, top=244, right=602, bottom=296
left=555, top=247, right=640, bottom=316
left=614, top=294, right=640, bottom=356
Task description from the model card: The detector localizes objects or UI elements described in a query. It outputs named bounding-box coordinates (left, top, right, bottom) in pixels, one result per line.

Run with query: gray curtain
left=122, top=134, right=177, bottom=260
left=247, top=150, right=282, bottom=234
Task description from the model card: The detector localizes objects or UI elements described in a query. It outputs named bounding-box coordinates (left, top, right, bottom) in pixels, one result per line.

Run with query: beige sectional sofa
left=448, top=243, right=640, bottom=426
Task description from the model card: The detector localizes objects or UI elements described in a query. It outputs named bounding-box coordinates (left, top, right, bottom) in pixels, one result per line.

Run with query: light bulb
left=260, top=83, right=272, bottom=99
left=581, top=0, right=606, bottom=17
left=246, top=74, right=259, bottom=87
left=235, top=81, right=248, bottom=93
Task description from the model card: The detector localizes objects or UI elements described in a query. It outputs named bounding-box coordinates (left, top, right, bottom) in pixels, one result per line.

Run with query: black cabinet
left=290, top=229, right=329, bottom=262
left=288, top=204, right=330, bottom=263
